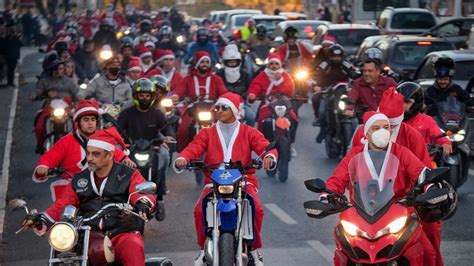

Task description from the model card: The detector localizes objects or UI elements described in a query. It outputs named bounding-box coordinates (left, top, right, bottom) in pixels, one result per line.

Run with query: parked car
left=413, top=50, right=474, bottom=90
left=355, top=35, right=455, bottom=79
left=279, top=12, right=307, bottom=20
left=312, top=23, right=380, bottom=57
left=273, top=20, right=331, bottom=45
left=252, top=15, right=286, bottom=37
left=209, top=10, right=226, bottom=27
left=227, top=14, right=256, bottom=37
left=468, top=25, right=474, bottom=49
left=376, top=7, right=438, bottom=35
left=351, top=0, right=419, bottom=23
left=219, top=9, right=262, bottom=35
left=421, top=18, right=474, bottom=49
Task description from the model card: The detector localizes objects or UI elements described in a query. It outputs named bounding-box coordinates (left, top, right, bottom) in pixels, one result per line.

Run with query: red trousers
left=422, top=220, right=443, bottom=266
left=111, top=232, right=145, bottom=266
left=34, top=108, right=52, bottom=147
left=194, top=184, right=264, bottom=249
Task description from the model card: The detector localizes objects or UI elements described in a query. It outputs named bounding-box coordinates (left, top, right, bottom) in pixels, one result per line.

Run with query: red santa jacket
left=42, top=166, right=155, bottom=222
left=277, top=41, right=313, bottom=62
left=33, top=131, right=126, bottom=182
left=327, top=142, right=427, bottom=203
left=145, top=67, right=183, bottom=93
left=176, top=121, right=278, bottom=187
left=405, top=113, right=451, bottom=146
left=248, top=70, right=294, bottom=98
left=352, top=122, right=432, bottom=167
left=173, top=69, right=227, bottom=100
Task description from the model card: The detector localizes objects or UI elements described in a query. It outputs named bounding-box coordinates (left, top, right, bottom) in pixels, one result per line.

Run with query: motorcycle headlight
left=116, top=31, right=123, bottom=39
left=160, top=98, right=173, bottom=108
left=134, top=153, right=150, bottom=161
left=198, top=111, right=212, bottom=122
left=48, top=223, right=77, bottom=252
left=340, top=220, right=360, bottom=237
left=176, top=35, right=185, bottom=43
left=373, top=215, right=408, bottom=239
left=124, top=29, right=130, bottom=35
left=255, top=58, right=264, bottom=65
left=53, top=108, right=66, bottom=118
left=215, top=63, right=222, bottom=69
left=217, top=185, right=234, bottom=194
left=338, top=100, right=346, bottom=111
left=79, top=83, right=87, bottom=90
left=100, top=50, right=113, bottom=60
left=295, top=69, right=309, bottom=80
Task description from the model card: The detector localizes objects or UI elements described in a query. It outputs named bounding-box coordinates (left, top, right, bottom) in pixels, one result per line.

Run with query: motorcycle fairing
left=211, top=169, right=241, bottom=185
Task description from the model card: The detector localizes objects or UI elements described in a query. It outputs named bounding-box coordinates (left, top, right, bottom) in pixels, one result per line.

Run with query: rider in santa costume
left=174, top=92, right=278, bottom=265
left=145, top=49, right=183, bottom=92
left=32, top=100, right=134, bottom=199
left=325, top=111, right=436, bottom=265
left=171, top=51, right=228, bottom=151
left=351, top=87, right=432, bottom=167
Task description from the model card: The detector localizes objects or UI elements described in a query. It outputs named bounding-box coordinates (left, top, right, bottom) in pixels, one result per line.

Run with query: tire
left=218, top=233, right=235, bottom=266
left=341, top=122, right=354, bottom=156
left=277, top=136, right=290, bottom=183
left=325, top=137, right=341, bottom=159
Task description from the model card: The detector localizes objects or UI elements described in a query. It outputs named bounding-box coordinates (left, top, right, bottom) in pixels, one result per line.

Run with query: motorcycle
left=43, top=98, right=73, bottom=152
left=303, top=165, right=455, bottom=265
left=160, top=97, right=180, bottom=153
left=10, top=182, right=172, bottom=266
left=319, top=83, right=357, bottom=158
left=244, top=45, right=272, bottom=80
left=184, top=142, right=275, bottom=266
left=260, top=94, right=295, bottom=182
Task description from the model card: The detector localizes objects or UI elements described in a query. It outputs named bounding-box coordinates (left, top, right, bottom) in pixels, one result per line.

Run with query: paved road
left=0, top=51, right=473, bottom=265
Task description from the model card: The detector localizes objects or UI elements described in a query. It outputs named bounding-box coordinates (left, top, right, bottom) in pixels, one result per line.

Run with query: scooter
left=184, top=143, right=276, bottom=266
left=10, top=182, right=172, bottom=266
left=303, top=166, right=455, bottom=265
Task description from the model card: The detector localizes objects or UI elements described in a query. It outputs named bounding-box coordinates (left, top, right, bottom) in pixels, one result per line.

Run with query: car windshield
left=234, top=16, right=250, bottom=27
left=329, top=29, right=380, bottom=46
left=291, top=23, right=321, bottom=39
left=255, top=19, right=284, bottom=29
left=391, top=13, right=437, bottom=29
left=391, top=42, right=454, bottom=66
left=418, top=60, right=474, bottom=80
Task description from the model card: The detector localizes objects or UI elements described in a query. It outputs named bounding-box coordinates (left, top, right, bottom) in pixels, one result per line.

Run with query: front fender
left=218, top=199, right=238, bottom=232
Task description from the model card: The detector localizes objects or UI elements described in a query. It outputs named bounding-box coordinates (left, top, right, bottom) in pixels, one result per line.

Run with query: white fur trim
left=273, top=77, right=284, bottom=86
left=50, top=179, right=71, bottom=202
left=216, top=98, right=239, bottom=117
left=264, top=154, right=278, bottom=171
left=128, top=66, right=143, bottom=72
left=90, top=171, right=108, bottom=196
left=268, top=58, right=281, bottom=66
left=144, top=41, right=155, bottom=48
left=33, top=224, right=48, bottom=236
left=137, top=196, right=155, bottom=208
left=195, top=55, right=211, bottom=68
left=87, top=139, right=115, bottom=151
left=73, top=106, right=99, bottom=121
left=32, top=165, right=50, bottom=183
left=140, top=51, right=152, bottom=58
left=364, top=113, right=389, bottom=135
left=388, top=113, right=404, bottom=126
left=157, top=54, right=175, bottom=62
left=172, top=157, right=186, bottom=174
left=216, top=121, right=241, bottom=162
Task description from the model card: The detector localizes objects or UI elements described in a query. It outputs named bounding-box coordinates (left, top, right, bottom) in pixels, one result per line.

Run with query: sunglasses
left=213, top=105, right=231, bottom=112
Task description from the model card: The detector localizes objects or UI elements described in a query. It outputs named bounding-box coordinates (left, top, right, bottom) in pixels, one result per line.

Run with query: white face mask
left=224, top=66, right=241, bottom=83
left=371, top=128, right=390, bottom=149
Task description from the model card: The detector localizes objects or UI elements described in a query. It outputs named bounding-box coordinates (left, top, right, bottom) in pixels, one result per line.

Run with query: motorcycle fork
left=212, top=196, right=219, bottom=266
left=48, top=226, right=91, bottom=266
left=236, top=187, right=243, bottom=266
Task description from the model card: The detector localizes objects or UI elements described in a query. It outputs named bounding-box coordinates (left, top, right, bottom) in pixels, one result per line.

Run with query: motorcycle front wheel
left=277, top=136, right=290, bottom=183
left=325, top=137, right=341, bottom=159
left=218, top=233, right=235, bottom=266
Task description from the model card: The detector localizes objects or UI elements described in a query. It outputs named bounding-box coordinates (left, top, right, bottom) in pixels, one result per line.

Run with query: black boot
left=155, top=201, right=166, bottom=221
left=316, top=131, right=326, bottom=144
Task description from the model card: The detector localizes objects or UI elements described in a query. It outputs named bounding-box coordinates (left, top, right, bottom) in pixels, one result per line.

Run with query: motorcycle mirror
left=135, top=182, right=157, bottom=194
left=304, top=178, right=326, bottom=193
left=422, top=167, right=450, bottom=185
left=8, top=199, right=27, bottom=210
left=303, top=200, right=337, bottom=219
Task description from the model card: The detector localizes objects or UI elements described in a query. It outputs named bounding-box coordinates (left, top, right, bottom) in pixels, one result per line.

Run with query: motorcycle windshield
left=437, top=96, right=464, bottom=126
left=349, top=146, right=400, bottom=217
left=252, top=45, right=271, bottom=59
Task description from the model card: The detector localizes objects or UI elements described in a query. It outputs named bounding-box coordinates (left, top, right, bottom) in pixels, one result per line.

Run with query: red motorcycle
left=303, top=156, right=454, bottom=265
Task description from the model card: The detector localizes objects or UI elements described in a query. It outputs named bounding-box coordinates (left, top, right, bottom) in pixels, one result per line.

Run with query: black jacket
left=216, top=69, right=250, bottom=96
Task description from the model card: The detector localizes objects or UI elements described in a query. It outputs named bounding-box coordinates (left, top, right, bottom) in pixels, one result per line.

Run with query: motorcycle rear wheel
left=325, top=137, right=341, bottom=159
left=218, top=233, right=235, bottom=266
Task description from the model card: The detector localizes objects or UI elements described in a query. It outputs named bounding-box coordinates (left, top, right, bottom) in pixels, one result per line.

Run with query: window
left=329, top=29, right=380, bottom=46
left=435, top=22, right=461, bottom=36
left=254, top=19, right=284, bottom=29
left=363, top=0, right=411, bottom=11
left=418, top=58, right=474, bottom=80
left=391, top=42, right=455, bottom=66
left=391, top=12, right=437, bottom=29
left=234, top=16, right=250, bottom=27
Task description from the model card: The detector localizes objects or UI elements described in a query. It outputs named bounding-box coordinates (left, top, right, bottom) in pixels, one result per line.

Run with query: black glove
left=134, top=202, right=152, bottom=219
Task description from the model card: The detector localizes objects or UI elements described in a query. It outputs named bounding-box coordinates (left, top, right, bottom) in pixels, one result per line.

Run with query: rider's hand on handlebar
left=163, top=136, right=176, bottom=144
left=313, top=86, right=322, bottom=93
left=175, top=158, right=188, bottom=169
left=122, top=158, right=137, bottom=168
left=22, top=213, right=44, bottom=231
left=442, top=144, right=453, bottom=156
left=134, top=202, right=152, bottom=220
left=35, top=166, right=49, bottom=178
left=262, top=156, right=275, bottom=171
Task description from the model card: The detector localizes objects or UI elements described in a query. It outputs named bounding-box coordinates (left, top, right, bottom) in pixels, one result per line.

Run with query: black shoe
left=316, top=133, right=325, bottom=144
left=155, top=201, right=166, bottom=221
left=312, top=119, right=320, bottom=127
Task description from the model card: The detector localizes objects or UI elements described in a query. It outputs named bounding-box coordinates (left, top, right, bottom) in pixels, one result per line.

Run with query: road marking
left=264, top=203, right=297, bottom=225
left=306, top=240, right=334, bottom=264
left=0, top=73, right=19, bottom=240
left=468, top=169, right=474, bottom=176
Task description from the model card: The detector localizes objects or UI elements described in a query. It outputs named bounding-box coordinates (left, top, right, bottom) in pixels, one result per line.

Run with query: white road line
left=264, top=203, right=297, bottom=225
left=306, top=240, right=334, bottom=264
left=468, top=169, right=474, bottom=176
left=0, top=74, right=19, bottom=240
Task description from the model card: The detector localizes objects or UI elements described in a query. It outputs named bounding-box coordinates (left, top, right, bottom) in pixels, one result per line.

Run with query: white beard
left=264, top=68, right=284, bottom=81
left=224, top=66, right=241, bottom=83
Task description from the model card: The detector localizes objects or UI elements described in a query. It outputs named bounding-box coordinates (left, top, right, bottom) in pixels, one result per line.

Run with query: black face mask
left=138, top=99, right=152, bottom=110
left=109, top=67, right=120, bottom=76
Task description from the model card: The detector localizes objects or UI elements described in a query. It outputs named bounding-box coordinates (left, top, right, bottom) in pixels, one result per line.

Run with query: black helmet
left=256, top=24, right=267, bottom=36
left=397, top=82, right=424, bottom=121
left=100, top=18, right=114, bottom=28
left=283, top=26, right=298, bottom=41
left=121, top=37, right=133, bottom=49
left=149, top=75, right=170, bottom=93
left=140, top=19, right=152, bottom=33
left=132, top=78, right=156, bottom=110
left=364, top=48, right=384, bottom=63
left=415, top=180, right=457, bottom=223
left=197, top=27, right=209, bottom=44
left=434, top=57, right=455, bottom=78
left=158, top=25, right=173, bottom=38
left=329, top=44, right=344, bottom=57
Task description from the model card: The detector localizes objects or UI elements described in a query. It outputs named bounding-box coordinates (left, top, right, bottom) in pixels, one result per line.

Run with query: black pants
left=6, top=59, right=17, bottom=86
left=312, top=93, right=322, bottom=118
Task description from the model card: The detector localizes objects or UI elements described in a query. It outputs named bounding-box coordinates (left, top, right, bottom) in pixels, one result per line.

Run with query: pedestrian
left=3, top=20, right=22, bottom=88
left=20, top=8, right=34, bottom=46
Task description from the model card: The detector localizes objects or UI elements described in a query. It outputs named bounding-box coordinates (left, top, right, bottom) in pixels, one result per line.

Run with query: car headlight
left=48, top=223, right=77, bottom=252
left=198, top=111, right=212, bottom=122
left=217, top=185, right=234, bottom=194
left=338, top=100, right=346, bottom=111
left=53, top=108, right=66, bottom=118
left=295, top=69, right=309, bottom=80
left=134, top=153, right=150, bottom=161
left=340, top=220, right=360, bottom=237
left=100, top=50, right=113, bottom=60
left=176, top=35, right=185, bottom=43
left=160, top=98, right=173, bottom=108
left=79, top=83, right=87, bottom=90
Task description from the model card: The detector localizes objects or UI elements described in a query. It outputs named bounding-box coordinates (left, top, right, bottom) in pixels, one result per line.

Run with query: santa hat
left=378, top=87, right=404, bottom=126
left=144, top=41, right=155, bottom=49
left=322, top=35, right=336, bottom=46
left=87, top=127, right=130, bottom=156
left=73, top=100, right=100, bottom=121
left=154, top=49, right=175, bottom=62
left=127, top=57, right=143, bottom=72
left=363, top=111, right=390, bottom=135
left=267, top=53, right=282, bottom=66
left=138, top=43, right=152, bottom=58
left=215, top=92, right=241, bottom=118
left=195, top=51, right=211, bottom=68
